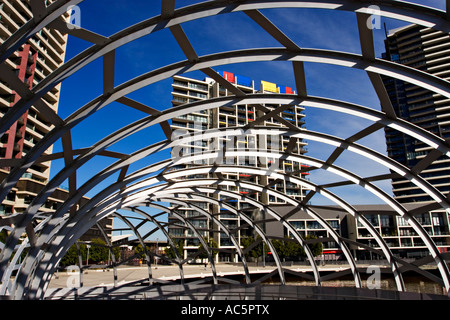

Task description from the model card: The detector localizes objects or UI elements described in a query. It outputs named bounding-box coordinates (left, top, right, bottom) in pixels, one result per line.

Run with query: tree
left=271, top=235, right=324, bottom=261
left=134, top=244, right=151, bottom=259
left=241, top=236, right=269, bottom=261
left=60, top=238, right=121, bottom=267
left=0, top=230, right=6, bottom=244
left=164, top=239, right=184, bottom=260
left=272, top=238, right=301, bottom=261
left=197, top=237, right=218, bottom=260
left=0, top=230, right=30, bottom=263
left=299, top=235, right=323, bottom=258
left=88, top=238, right=113, bottom=264
left=60, top=242, right=86, bottom=267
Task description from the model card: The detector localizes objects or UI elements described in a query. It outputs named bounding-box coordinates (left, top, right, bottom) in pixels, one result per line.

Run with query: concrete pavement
left=48, top=263, right=359, bottom=288
left=49, top=264, right=275, bottom=288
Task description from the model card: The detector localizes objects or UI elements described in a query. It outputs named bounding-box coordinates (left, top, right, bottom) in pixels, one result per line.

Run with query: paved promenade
left=45, top=263, right=449, bottom=299
left=48, top=263, right=356, bottom=289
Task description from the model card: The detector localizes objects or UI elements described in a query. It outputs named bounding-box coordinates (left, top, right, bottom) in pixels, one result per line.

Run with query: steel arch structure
left=0, top=0, right=450, bottom=299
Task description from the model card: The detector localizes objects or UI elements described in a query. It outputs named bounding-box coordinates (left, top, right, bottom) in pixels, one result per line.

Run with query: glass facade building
left=381, top=24, right=450, bottom=257
left=382, top=24, right=450, bottom=203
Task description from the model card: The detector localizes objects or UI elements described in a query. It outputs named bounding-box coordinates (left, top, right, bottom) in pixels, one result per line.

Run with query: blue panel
left=278, top=85, right=294, bottom=94
left=236, top=74, right=252, bottom=87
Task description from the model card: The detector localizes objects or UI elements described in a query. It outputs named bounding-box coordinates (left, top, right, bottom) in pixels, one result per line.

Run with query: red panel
left=322, top=250, right=343, bottom=254
left=3, top=45, right=36, bottom=161
left=223, top=71, right=235, bottom=83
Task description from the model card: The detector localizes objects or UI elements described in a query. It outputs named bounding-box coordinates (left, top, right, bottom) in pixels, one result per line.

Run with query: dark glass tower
left=382, top=24, right=450, bottom=203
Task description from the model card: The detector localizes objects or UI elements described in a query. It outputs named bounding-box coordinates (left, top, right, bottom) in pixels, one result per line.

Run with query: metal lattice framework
left=0, top=0, right=450, bottom=300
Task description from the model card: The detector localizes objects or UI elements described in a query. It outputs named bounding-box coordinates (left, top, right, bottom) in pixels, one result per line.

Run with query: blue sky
left=49, top=1, right=446, bottom=239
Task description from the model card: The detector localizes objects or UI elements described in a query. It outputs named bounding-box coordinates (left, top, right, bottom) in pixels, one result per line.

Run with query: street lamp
left=155, top=238, right=159, bottom=268
left=262, top=242, right=265, bottom=268
left=86, top=244, right=91, bottom=266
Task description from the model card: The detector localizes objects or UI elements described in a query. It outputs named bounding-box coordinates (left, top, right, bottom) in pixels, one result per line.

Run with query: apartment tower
left=169, top=71, right=309, bottom=262
left=0, top=1, right=112, bottom=241
left=381, top=24, right=450, bottom=257
left=0, top=0, right=72, bottom=216
left=383, top=24, right=450, bottom=202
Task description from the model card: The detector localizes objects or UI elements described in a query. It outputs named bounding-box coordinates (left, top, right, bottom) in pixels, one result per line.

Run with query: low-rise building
left=270, top=204, right=450, bottom=260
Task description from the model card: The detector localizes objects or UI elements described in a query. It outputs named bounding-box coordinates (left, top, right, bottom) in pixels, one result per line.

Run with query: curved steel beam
left=23, top=204, right=188, bottom=300
left=166, top=207, right=220, bottom=285
left=24, top=170, right=360, bottom=298
left=2, top=117, right=446, bottom=292
left=3, top=44, right=450, bottom=151
left=4, top=123, right=450, bottom=298
left=2, top=43, right=450, bottom=210
left=18, top=160, right=450, bottom=298
left=153, top=192, right=324, bottom=284
left=2, top=44, right=450, bottom=238
left=27, top=201, right=220, bottom=300
left=9, top=94, right=450, bottom=171
left=2, top=45, right=450, bottom=227
left=160, top=165, right=449, bottom=290
left=2, top=0, right=450, bottom=300
left=0, top=0, right=85, bottom=62
left=125, top=207, right=187, bottom=283
left=29, top=190, right=294, bottom=295
left=155, top=198, right=252, bottom=284
left=35, top=172, right=363, bottom=290
left=70, top=153, right=445, bottom=292
left=0, top=212, right=53, bottom=296
left=2, top=0, right=448, bottom=91
left=153, top=189, right=440, bottom=288
left=152, top=192, right=320, bottom=287
left=1, top=103, right=449, bottom=243
left=110, top=212, right=152, bottom=283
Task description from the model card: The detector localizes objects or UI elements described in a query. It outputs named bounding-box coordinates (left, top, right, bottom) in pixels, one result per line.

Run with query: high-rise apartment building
left=381, top=25, right=450, bottom=258
left=0, top=1, right=112, bottom=241
left=169, top=71, right=309, bottom=262
left=382, top=24, right=450, bottom=203
left=0, top=0, right=70, bottom=216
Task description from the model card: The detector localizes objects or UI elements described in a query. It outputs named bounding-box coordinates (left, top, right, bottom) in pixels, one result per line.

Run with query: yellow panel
left=261, top=80, right=279, bottom=93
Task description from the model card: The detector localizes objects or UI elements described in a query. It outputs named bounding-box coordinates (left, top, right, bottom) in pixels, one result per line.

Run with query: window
left=391, top=53, right=400, bottom=61
left=432, top=213, right=443, bottom=226
left=291, top=221, right=304, bottom=230
left=307, top=221, right=321, bottom=230
left=397, top=216, right=409, bottom=227
left=189, top=91, right=207, bottom=99
left=364, top=214, right=379, bottom=227
left=189, top=82, right=208, bottom=91
left=380, top=215, right=393, bottom=227
left=169, top=228, right=184, bottom=237
left=327, top=220, right=340, bottom=229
